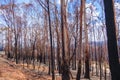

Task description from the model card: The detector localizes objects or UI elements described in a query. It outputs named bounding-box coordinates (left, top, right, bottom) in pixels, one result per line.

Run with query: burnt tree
left=104, top=0, right=120, bottom=80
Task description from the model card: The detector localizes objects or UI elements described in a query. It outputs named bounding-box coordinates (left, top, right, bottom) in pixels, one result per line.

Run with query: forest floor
left=0, top=53, right=110, bottom=80
left=0, top=54, right=53, bottom=80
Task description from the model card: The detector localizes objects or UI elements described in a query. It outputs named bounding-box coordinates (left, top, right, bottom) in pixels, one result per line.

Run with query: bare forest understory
left=0, top=0, right=120, bottom=80
left=0, top=53, right=111, bottom=80
left=0, top=54, right=52, bottom=80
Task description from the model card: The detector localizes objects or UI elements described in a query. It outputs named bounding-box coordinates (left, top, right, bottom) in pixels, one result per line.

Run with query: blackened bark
left=76, top=0, right=83, bottom=79
left=56, top=36, right=61, bottom=73
left=84, top=0, right=90, bottom=77
left=32, top=36, right=36, bottom=69
left=61, top=0, right=70, bottom=80
left=15, top=37, right=18, bottom=64
left=84, top=47, right=90, bottom=79
left=43, top=52, right=46, bottom=64
left=47, top=0, right=55, bottom=80
left=7, top=28, right=10, bottom=59
left=76, top=60, right=81, bottom=80
left=61, top=60, right=70, bottom=80
left=103, top=0, right=120, bottom=80
left=104, top=64, right=107, bottom=80
left=48, top=55, right=51, bottom=75
left=72, top=38, right=77, bottom=70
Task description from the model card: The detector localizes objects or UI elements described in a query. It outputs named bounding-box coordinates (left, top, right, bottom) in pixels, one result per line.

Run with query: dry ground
left=0, top=54, right=110, bottom=80
left=0, top=54, right=53, bottom=80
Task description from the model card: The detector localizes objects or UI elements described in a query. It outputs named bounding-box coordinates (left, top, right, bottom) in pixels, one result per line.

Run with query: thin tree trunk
left=76, top=0, right=84, bottom=79
left=84, top=0, right=90, bottom=78
left=15, top=37, right=18, bottom=64
left=54, top=0, right=61, bottom=73
left=47, top=0, right=55, bottom=80
left=93, top=24, right=98, bottom=76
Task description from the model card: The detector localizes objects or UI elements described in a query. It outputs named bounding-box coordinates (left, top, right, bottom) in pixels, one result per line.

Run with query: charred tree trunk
left=72, top=38, right=77, bottom=70
left=84, top=0, right=90, bottom=79
left=84, top=46, right=90, bottom=79
left=76, top=0, right=84, bottom=79
left=76, top=60, right=82, bottom=80
left=32, top=41, right=36, bottom=69
left=104, top=0, right=120, bottom=80
left=61, top=0, right=70, bottom=80
left=7, top=28, right=10, bottom=59
left=15, top=36, right=18, bottom=64
left=47, top=0, right=55, bottom=80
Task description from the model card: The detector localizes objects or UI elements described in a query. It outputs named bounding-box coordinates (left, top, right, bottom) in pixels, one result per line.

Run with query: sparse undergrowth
left=0, top=55, right=110, bottom=80
left=0, top=55, right=53, bottom=80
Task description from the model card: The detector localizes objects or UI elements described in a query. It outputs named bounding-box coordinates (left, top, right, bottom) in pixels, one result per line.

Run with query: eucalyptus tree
left=47, top=0, right=55, bottom=80
left=76, top=0, right=84, bottom=79
left=83, top=0, right=90, bottom=79
left=61, top=0, right=70, bottom=80
left=53, top=0, right=61, bottom=74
